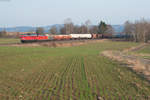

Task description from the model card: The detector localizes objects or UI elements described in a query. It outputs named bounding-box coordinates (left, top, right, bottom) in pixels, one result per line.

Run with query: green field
left=135, top=45, right=150, bottom=59
left=0, top=38, right=20, bottom=44
left=0, top=40, right=150, bottom=100
left=136, top=46, right=150, bottom=54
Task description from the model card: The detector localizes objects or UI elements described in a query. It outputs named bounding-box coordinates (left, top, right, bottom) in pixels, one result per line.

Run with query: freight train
left=20, top=33, right=126, bottom=43
left=20, top=33, right=103, bottom=43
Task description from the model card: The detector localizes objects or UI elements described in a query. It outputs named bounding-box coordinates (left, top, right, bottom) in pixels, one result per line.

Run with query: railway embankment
left=0, top=39, right=107, bottom=47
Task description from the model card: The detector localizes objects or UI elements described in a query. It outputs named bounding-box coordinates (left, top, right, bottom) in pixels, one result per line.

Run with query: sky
left=0, top=0, right=150, bottom=27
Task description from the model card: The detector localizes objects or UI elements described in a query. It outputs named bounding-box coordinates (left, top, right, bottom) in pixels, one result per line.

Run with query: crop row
left=84, top=55, right=150, bottom=100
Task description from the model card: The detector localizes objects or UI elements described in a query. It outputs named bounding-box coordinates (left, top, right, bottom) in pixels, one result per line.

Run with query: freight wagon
left=53, top=35, right=71, bottom=40
left=102, top=33, right=113, bottom=38
left=92, top=34, right=103, bottom=39
left=70, top=34, right=92, bottom=39
left=112, top=34, right=127, bottom=38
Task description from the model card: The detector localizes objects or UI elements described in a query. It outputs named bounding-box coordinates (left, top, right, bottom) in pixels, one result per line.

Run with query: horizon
left=0, top=0, right=150, bottom=27
left=0, top=24, right=123, bottom=28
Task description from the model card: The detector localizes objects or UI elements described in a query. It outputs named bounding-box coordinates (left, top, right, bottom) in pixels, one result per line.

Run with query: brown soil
left=123, top=43, right=148, bottom=53
left=101, top=44, right=150, bottom=81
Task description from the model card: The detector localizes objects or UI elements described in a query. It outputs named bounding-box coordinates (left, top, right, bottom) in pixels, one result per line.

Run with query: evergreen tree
left=98, top=21, right=108, bottom=34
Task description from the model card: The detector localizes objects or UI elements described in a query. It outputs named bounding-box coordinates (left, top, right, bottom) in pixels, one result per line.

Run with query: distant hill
left=0, top=24, right=124, bottom=33
left=112, top=25, right=124, bottom=33
left=0, top=24, right=64, bottom=33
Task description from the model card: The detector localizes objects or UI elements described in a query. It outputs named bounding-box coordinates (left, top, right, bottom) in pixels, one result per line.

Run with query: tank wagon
left=53, top=35, right=71, bottom=40
left=70, top=34, right=92, bottom=39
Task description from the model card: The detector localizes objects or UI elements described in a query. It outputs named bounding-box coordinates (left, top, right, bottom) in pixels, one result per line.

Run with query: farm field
left=0, top=38, right=20, bottom=44
left=0, top=40, right=150, bottom=100
left=134, top=45, right=150, bottom=59
left=136, top=44, right=150, bottom=53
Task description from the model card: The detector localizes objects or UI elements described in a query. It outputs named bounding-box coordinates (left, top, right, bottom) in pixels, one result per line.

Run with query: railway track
left=0, top=39, right=105, bottom=47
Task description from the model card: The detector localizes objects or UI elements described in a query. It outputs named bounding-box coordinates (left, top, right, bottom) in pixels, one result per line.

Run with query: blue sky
left=0, top=0, right=150, bottom=27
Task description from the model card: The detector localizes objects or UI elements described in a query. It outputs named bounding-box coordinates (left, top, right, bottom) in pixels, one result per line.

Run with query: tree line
left=0, top=19, right=114, bottom=38
left=124, top=19, right=150, bottom=43
left=0, top=30, right=20, bottom=38
left=1, top=18, right=150, bottom=43
left=37, top=18, right=114, bottom=35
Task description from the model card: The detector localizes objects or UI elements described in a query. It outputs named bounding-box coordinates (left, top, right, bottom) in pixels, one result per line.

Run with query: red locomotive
left=20, top=33, right=48, bottom=43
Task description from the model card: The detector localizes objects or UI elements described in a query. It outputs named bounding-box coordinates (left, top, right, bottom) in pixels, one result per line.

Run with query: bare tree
left=36, top=27, right=44, bottom=36
left=80, top=25, right=88, bottom=34
left=124, top=19, right=150, bottom=42
left=50, top=26, right=57, bottom=34
left=0, top=29, right=7, bottom=37
left=124, top=21, right=132, bottom=40
left=28, top=29, right=35, bottom=33
left=124, top=21, right=138, bottom=41
left=73, top=26, right=80, bottom=34
left=60, top=27, right=66, bottom=34
left=85, top=20, right=91, bottom=34
left=64, top=18, right=74, bottom=34
left=89, top=26, right=98, bottom=34
left=135, top=19, right=150, bottom=42
left=105, top=25, right=115, bottom=34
